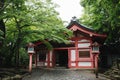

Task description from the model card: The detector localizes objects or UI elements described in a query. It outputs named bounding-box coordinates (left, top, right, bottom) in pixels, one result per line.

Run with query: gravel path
left=22, top=68, right=109, bottom=80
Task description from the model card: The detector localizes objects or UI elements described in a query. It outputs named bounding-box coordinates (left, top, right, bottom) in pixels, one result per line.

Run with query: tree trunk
left=14, top=17, right=22, bottom=67
left=0, top=0, right=6, bottom=45
left=0, top=0, right=6, bottom=66
left=0, top=20, right=5, bottom=37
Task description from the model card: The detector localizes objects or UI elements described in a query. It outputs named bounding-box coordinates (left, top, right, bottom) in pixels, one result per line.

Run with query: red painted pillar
left=92, top=54, right=95, bottom=68
left=29, top=53, right=33, bottom=73
left=27, top=42, right=35, bottom=73
left=47, top=52, right=50, bottom=68
left=75, top=39, right=78, bottom=68
left=76, top=48, right=78, bottom=68
left=52, top=50, right=56, bottom=67
left=92, top=53, right=99, bottom=68
left=95, top=54, right=98, bottom=69
left=94, top=53, right=99, bottom=78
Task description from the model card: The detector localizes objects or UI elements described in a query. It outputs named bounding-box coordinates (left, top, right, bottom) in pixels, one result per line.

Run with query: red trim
left=29, top=53, right=33, bottom=73
left=68, top=49, right=71, bottom=68
left=32, top=23, right=105, bottom=69
left=47, top=52, right=50, bottom=68
left=75, top=39, right=78, bottom=68
left=68, top=37, right=95, bottom=69
left=95, top=54, right=99, bottom=69
left=78, top=58, right=91, bottom=61
left=71, top=61, right=77, bottom=63
left=70, top=25, right=107, bottom=37
left=72, top=37, right=92, bottom=40
left=90, top=46, right=94, bottom=68
left=76, top=48, right=78, bottom=68
left=34, top=42, right=42, bottom=46
left=54, top=48, right=69, bottom=50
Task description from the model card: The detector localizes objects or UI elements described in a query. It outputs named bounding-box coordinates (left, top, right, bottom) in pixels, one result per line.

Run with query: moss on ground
left=0, top=68, right=28, bottom=80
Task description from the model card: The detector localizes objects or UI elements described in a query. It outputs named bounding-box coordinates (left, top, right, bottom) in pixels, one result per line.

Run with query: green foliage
left=19, top=48, right=29, bottom=66
left=80, top=0, right=120, bottom=43
left=0, top=0, right=72, bottom=67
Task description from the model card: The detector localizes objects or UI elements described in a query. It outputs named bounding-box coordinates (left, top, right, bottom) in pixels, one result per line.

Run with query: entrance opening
left=55, top=50, right=68, bottom=68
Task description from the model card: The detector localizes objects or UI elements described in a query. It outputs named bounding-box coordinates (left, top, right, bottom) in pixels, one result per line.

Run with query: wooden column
left=52, top=50, right=55, bottom=67
left=76, top=48, right=78, bottom=68
left=29, top=53, right=33, bottom=73
left=27, top=42, right=35, bottom=73
left=94, top=53, right=99, bottom=78
left=75, top=39, right=78, bottom=68
left=95, top=54, right=98, bottom=69
left=47, top=52, right=50, bottom=68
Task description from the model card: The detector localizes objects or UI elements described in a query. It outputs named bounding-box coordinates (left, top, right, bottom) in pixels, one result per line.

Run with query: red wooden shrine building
left=27, top=19, right=107, bottom=72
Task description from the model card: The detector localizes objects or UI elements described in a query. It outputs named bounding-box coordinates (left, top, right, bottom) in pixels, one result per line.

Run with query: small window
left=28, top=47, right=34, bottom=51
left=79, top=51, right=90, bottom=58
left=93, top=46, right=99, bottom=51
left=78, top=39, right=90, bottom=42
left=78, top=43, right=90, bottom=48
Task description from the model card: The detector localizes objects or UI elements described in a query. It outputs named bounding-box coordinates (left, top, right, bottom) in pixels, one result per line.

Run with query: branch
left=0, top=0, right=11, bottom=12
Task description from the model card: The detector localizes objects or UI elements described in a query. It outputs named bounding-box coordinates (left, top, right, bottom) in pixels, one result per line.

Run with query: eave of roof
left=67, top=20, right=107, bottom=38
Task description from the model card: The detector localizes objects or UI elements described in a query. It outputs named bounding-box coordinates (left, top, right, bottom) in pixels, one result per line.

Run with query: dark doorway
left=100, top=55, right=108, bottom=68
left=55, top=50, right=68, bottom=67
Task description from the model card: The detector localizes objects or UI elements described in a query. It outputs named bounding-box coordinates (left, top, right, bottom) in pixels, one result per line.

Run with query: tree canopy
left=80, top=0, right=120, bottom=43
left=0, top=0, right=72, bottom=67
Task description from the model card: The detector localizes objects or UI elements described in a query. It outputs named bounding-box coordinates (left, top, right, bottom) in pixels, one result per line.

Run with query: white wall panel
left=50, top=51, right=52, bottom=61
left=78, top=43, right=90, bottom=48
left=78, top=39, right=90, bottom=42
left=71, top=63, right=76, bottom=66
left=45, top=63, right=47, bottom=66
left=78, top=62, right=91, bottom=66
left=71, top=50, right=76, bottom=61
